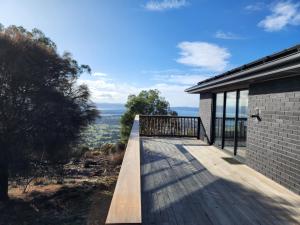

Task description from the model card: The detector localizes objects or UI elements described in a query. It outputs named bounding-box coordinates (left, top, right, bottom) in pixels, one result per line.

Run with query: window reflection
left=214, top=90, right=248, bottom=160
left=214, top=93, right=224, bottom=147
left=224, top=91, right=237, bottom=153
left=236, top=90, right=248, bottom=158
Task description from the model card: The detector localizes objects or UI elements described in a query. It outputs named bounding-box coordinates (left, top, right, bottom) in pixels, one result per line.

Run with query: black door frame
left=221, top=92, right=226, bottom=149
left=213, top=89, right=247, bottom=156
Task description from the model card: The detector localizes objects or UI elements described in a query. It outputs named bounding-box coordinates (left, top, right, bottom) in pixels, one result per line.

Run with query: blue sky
left=1, top=0, right=300, bottom=106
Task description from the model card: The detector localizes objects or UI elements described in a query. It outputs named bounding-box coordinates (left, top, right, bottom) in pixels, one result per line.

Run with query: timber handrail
left=105, top=115, right=142, bottom=224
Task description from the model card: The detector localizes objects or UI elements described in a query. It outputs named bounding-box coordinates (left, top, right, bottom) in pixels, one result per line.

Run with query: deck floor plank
left=141, top=137, right=300, bottom=225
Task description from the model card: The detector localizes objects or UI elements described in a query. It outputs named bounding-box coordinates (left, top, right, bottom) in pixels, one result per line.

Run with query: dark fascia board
left=186, top=45, right=300, bottom=93
left=188, top=63, right=300, bottom=93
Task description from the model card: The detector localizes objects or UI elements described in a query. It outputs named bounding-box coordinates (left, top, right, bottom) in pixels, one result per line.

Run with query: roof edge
left=186, top=44, right=300, bottom=93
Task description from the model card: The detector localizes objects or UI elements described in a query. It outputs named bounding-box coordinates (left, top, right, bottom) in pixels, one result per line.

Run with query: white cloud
left=152, top=74, right=209, bottom=85
left=145, top=0, right=187, bottom=11
left=162, top=74, right=206, bottom=85
left=149, top=83, right=198, bottom=107
left=245, top=2, right=266, bottom=11
left=215, top=30, right=242, bottom=40
left=176, top=41, right=231, bottom=72
left=143, top=69, right=210, bottom=85
left=93, top=72, right=108, bottom=77
left=77, top=73, right=200, bottom=107
left=258, top=1, right=300, bottom=31
left=77, top=78, right=139, bottom=104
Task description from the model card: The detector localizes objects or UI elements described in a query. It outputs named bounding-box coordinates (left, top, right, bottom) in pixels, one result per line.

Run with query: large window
left=213, top=90, right=248, bottom=159
left=224, top=91, right=237, bottom=154
left=214, top=93, right=224, bottom=148
left=236, top=90, right=248, bottom=158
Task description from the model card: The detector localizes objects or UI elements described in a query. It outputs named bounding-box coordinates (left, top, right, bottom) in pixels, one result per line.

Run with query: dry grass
left=2, top=183, right=115, bottom=225
left=1, top=148, right=125, bottom=225
left=108, top=151, right=125, bottom=166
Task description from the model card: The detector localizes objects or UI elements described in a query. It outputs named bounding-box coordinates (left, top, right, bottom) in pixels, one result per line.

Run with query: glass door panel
left=214, top=93, right=224, bottom=147
left=236, top=90, right=248, bottom=159
left=224, top=91, right=237, bottom=153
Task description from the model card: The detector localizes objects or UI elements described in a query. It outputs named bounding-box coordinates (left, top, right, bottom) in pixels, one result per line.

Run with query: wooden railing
left=105, top=115, right=141, bottom=225
left=140, top=115, right=205, bottom=139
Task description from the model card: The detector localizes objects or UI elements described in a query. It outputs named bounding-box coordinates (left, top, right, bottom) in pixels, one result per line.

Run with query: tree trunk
left=0, top=162, right=9, bottom=201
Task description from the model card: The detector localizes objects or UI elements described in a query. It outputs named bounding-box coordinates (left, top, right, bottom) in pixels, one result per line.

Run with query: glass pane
left=236, top=90, right=248, bottom=159
left=214, top=93, right=224, bottom=147
left=224, top=91, right=236, bottom=153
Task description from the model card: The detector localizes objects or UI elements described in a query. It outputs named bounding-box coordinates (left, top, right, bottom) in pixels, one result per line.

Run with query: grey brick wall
left=247, top=76, right=300, bottom=194
left=199, top=93, right=213, bottom=143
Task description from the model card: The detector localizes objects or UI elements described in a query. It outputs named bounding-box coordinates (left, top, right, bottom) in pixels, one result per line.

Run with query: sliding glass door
left=214, top=93, right=224, bottom=148
left=236, top=90, right=248, bottom=158
left=213, top=90, right=248, bottom=159
left=224, top=91, right=237, bottom=153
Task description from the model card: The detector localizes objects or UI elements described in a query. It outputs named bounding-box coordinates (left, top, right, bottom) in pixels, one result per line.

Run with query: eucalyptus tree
left=120, top=89, right=177, bottom=142
left=0, top=25, right=99, bottom=200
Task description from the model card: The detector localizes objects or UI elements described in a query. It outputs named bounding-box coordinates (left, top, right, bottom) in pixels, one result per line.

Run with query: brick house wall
left=247, top=76, right=300, bottom=194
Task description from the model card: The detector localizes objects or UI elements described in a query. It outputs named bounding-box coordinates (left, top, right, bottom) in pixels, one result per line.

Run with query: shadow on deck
left=141, top=137, right=300, bottom=225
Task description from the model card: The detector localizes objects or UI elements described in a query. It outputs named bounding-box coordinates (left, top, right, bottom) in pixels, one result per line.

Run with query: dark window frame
left=212, top=88, right=248, bottom=156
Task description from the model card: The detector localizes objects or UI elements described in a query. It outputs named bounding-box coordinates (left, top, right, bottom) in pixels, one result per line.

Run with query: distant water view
left=172, top=107, right=199, bottom=116
left=97, top=103, right=199, bottom=117
left=81, top=103, right=199, bottom=148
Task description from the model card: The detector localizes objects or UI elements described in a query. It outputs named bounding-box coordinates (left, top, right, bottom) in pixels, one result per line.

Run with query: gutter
left=185, top=51, right=300, bottom=93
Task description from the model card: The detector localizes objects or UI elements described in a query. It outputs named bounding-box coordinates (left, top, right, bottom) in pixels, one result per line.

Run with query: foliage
left=0, top=24, right=99, bottom=200
left=80, top=122, right=120, bottom=148
left=120, top=89, right=177, bottom=142
left=80, top=111, right=123, bottom=148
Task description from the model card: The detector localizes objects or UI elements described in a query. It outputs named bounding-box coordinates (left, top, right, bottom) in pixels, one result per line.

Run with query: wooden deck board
left=141, top=137, right=300, bottom=225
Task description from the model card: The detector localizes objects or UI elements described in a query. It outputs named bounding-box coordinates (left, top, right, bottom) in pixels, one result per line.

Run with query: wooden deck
left=141, top=137, right=300, bottom=225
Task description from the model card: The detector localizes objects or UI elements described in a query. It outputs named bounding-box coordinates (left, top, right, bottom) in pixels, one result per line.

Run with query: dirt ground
left=0, top=150, right=123, bottom=225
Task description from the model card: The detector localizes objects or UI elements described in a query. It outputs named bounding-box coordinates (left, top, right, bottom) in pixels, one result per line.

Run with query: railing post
left=197, top=117, right=200, bottom=139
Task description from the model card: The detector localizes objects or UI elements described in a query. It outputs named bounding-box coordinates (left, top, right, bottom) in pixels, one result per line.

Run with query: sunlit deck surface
left=141, top=137, right=300, bottom=225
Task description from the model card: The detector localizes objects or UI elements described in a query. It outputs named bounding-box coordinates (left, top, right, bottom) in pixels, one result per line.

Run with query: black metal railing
left=139, top=115, right=206, bottom=139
